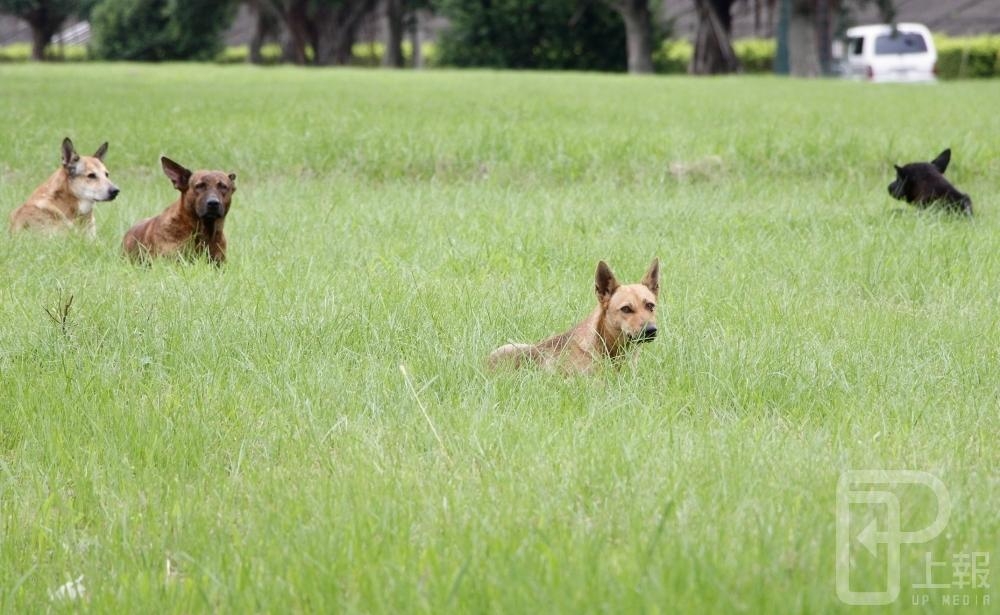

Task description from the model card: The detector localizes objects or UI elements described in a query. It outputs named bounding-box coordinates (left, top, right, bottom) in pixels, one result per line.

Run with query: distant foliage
left=653, top=38, right=774, bottom=74
left=654, top=35, right=1000, bottom=79
left=652, top=39, right=691, bottom=73
left=89, top=0, right=238, bottom=61
left=215, top=42, right=438, bottom=68
left=0, top=42, right=88, bottom=61
left=733, top=38, right=775, bottom=73
left=935, top=35, right=1000, bottom=79
left=435, top=0, right=628, bottom=71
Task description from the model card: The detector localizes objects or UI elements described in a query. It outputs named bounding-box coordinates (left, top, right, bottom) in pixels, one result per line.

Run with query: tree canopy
left=89, top=0, right=238, bottom=61
left=435, top=0, right=630, bottom=71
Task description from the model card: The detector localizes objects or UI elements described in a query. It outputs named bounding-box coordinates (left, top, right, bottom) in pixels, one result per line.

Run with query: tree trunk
left=875, top=0, right=896, bottom=23
left=607, top=0, right=653, bottom=74
left=382, top=0, right=405, bottom=67
left=690, top=0, right=739, bottom=74
left=279, top=29, right=298, bottom=63
left=15, top=4, right=72, bottom=62
left=30, top=23, right=50, bottom=61
left=282, top=0, right=311, bottom=65
left=250, top=29, right=264, bottom=64
left=334, top=31, right=355, bottom=65
left=815, top=0, right=831, bottom=75
left=409, top=9, right=423, bottom=69
left=788, top=11, right=820, bottom=76
left=311, top=0, right=375, bottom=66
left=26, top=10, right=61, bottom=62
left=248, top=1, right=281, bottom=64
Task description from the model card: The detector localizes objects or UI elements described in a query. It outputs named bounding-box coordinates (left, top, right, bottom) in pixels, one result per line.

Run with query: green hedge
left=654, top=35, right=1000, bottom=78
left=0, top=41, right=436, bottom=66
left=935, top=35, right=1000, bottom=79
left=215, top=42, right=437, bottom=67
left=0, top=43, right=89, bottom=62
left=215, top=44, right=287, bottom=65
left=653, top=38, right=775, bottom=74
left=734, top=38, right=775, bottom=73
left=2, top=35, right=998, bottom=78
left=652, top=39, right=692, bottom=73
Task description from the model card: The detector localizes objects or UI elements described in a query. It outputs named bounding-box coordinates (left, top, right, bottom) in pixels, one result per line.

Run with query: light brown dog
left=123, top=157, right=236, bottom=264
left=489, top=258, right=660, bottom=373
left=9, top=138, right=120, bottom=238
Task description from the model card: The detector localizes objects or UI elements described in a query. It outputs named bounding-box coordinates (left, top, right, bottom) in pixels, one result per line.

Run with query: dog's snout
left=636, top=323, right=657, bottom=342
left=108, top=186, right=120, bottom=200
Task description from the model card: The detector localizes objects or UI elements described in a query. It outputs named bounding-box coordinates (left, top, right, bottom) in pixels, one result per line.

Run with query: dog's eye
left=646, top=303, right=655, bottom=312
left=621, top=305, right=634, bottom=314
left=195, top=182, right=207, bottom=190
left=87, top=173, right=98, bottom=179
left=218, top=183, right=228, bottom=192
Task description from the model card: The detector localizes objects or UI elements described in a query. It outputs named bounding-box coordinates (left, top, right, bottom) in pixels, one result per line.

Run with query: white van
left=839, top=23, right=937, bottom=83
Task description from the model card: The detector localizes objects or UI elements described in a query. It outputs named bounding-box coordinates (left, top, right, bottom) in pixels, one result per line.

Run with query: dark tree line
left=434, top=0, right=628, bottom=72
left=243, top=0, right=431, bottom=67
left=1, top=0, right=661, bottom=71
left=2, top=0, right=897, bottom=74
left=0, top=0, right=237, bottom=60
left=0, top=0, right=414, bottom=64
left=89, top=0, right=237, bottom=61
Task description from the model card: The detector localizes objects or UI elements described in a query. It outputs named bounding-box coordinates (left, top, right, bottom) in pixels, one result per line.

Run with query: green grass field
left=0, top=64, right=997, bottom=613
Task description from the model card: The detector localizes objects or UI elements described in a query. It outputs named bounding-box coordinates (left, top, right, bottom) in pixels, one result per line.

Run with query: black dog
left=888, top=149, right=972, bottom=215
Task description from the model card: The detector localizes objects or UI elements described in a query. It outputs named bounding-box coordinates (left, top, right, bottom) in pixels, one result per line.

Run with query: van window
left=849, top=37, right=864, bottom=55
left=874, top=32, right=928, bottom=55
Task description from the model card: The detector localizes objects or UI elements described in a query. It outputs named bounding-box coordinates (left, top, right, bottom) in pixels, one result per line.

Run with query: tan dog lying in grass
left=123, top=156, right=236, bottom=265
left=489, top=258, right=660, bottom=373
left=9, top=138, right=120, bottom=238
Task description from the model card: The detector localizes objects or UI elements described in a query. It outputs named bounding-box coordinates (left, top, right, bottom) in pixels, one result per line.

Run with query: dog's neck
left=196, top=217, right=223, bottom=240
left=590, top=303, right=627, bottom=359
left=47, top=173, right=92, bottom=218
left=75, top=199, right=95, bottom=216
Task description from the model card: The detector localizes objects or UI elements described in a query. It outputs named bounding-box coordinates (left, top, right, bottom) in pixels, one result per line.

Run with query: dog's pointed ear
left=161, top=156, right=192, bottom=191
left=93, top=142, right=109, bottom=160
left=595, top=261, right=620, bottom=303
left=228, top=173, right=237, bottom=191
left=894, top=164, right=903, bottom=175
left=61, top=138, right=80, bottom=173
left=641, top=257, right=660, bottom=295
left=931, top=149, right=951, bottom=174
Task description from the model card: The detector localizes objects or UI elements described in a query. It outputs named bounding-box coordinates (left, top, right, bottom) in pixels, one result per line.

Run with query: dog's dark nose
left=206, top=198, right=222, bottom=215
left=108, top=187, right=120, bottom=200
left=638, top=324, right=657, bottom=342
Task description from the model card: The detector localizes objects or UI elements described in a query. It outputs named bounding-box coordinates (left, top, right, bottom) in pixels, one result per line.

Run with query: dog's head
left=161, top=157, right=236, bottom=221
left=595, top=258, right=660, bottom=344
left=888, top=149, right=950, bottom=203
left=62, top=137, right=120, bottom=210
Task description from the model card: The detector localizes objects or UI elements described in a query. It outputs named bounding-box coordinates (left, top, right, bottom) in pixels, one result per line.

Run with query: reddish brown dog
left=123, top=157, right=236, bottom=264
left=9, top=137, right=120, bottom=238
left=489, top=258, right=660, bottom=373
